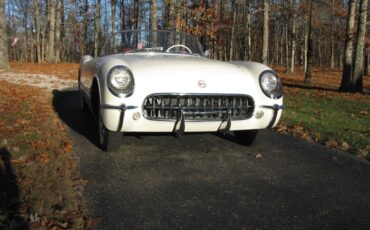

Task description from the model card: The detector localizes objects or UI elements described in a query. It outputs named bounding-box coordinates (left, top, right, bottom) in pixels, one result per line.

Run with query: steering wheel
left=166, top=44, right=192, bottom=54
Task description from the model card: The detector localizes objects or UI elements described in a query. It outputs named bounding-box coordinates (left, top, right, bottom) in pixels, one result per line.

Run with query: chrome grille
left=143, top=94, right=254, bottom=121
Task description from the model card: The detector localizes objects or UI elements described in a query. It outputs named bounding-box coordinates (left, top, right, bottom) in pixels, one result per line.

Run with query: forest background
left=0, top=0, right=369, bottom=92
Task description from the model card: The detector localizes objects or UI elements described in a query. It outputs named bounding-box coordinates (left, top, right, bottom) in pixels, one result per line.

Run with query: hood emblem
left=198, top=80, right=207, bottom=88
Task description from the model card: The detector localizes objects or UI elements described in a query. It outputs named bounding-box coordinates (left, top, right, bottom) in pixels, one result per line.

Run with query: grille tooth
left=143, top=94, right=254, bottom=121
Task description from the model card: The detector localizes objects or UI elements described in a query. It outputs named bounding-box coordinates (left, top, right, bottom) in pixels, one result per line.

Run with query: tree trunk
left=111, top=0, right=116, bottom=49
left=285, top=25, right=290, bottom=72
left=82, top=0, right=89, bottom=55
left=60, top=0, right=65, bottom=61
left=366, top=47, right=370, bottom=76
left=94, top=0, right=101, bottom=57
left=150, top=0, right=158, bottom=45
left=54, top=0, right=61, bottom=62
left=244, top=0, right=251, bottom=61
left=133, top=0, right=139, bottom=30
left=330, top=0, right=335, bottom=69
left=230, top=0, right=236, bottom=61
left=47, top=0, right=57, bottom=62
left=262, top=0, right=269, bottom=64
left=0, top=0, right=9, bottom=70
left=289, top=0, right=296, bottom=73
left=318, top=28, right=322, bottom=67
left=175, top=0, right=184, bottom=32
left=33, top=0, right=41, bottom=63
left=163, top=0, right=171, bottom=30
left=120, top=0, right=125, bottom=31
left=303, top=0, right=309, bottom=74
left=304, top=0, right=313, bottom=83
left=150, top=0, right=158, bottom=30
left=339, top=0, right=356, bottom=91
left=351, top=0, right=368, bottom=92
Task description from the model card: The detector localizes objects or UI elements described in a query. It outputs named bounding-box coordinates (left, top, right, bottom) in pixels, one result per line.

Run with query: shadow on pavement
left=0, top=148, right=29, bottom=229
left=52, top=88, right=100, bottom=148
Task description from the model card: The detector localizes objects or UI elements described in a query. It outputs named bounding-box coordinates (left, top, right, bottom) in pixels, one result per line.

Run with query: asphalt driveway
left=54, top=88, right=370, bottom=230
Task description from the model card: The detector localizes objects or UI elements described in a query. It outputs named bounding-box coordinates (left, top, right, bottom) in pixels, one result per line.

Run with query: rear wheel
left=234, top=130, right=259, bottom=146
left=98, top=109, right=122, bottom=152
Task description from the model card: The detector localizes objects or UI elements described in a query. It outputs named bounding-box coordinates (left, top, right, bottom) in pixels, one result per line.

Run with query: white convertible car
left=79, top=30, right=283, bottom=151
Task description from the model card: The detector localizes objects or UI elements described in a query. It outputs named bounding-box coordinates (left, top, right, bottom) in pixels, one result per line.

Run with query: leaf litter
left=0, top=74, right=92, bottom=228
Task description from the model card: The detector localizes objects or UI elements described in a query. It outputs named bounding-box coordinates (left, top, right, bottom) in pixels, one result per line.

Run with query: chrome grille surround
left=142, top=94, right=255, bottom=121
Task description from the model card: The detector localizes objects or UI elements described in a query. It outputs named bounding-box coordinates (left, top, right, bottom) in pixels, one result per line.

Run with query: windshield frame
left=101, top=30, right=205, bottom=57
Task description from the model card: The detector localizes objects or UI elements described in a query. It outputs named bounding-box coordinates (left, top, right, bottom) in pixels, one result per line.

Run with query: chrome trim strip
left=261, top=104, right=284, bottom=128
left=100, top=104, right=138, bottom=131
left=100, top=104, right=138, bottom=110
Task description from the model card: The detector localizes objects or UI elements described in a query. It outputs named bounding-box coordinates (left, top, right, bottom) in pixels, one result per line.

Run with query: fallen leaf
left=37, top=153, right=50, bottom=163
left=325, top=139, right=339, bottom=149
left=254, top=153, right=263, bottom=159
left=11, top=159, right=26, bottom=164
left=63, top=141, right=73, bottom=153
left=360, top=111, right=369, bottom=116
left=341, top=142, right=350, bottom=151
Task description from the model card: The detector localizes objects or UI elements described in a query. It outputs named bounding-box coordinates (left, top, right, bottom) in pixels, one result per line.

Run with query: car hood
left=103, top=53, right=259, bottom=95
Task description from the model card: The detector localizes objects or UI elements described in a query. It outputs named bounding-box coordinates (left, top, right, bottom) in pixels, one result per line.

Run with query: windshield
left=101, top=30, right=205, bottom=56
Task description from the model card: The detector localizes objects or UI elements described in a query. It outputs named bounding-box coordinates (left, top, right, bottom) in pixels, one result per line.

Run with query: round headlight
left=107, top=66, right=134, bottom=96
left=259, top=71, right=282, bottom=99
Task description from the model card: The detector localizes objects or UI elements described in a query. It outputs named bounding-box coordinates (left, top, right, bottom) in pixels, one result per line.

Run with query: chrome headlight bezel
left=107, top=66, right=134, bottom=97
left=259, top=70, right=283, bottom=99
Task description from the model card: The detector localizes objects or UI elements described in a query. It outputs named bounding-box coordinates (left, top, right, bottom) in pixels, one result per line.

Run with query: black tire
left=234, top=130, right=259, bottom=146
left=80, top=92, right=90, bottom=114
left=98, top=110, right=122, bottom=152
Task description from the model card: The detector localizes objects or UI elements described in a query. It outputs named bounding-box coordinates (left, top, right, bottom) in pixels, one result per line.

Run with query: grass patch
left=278, top=87, right=370, bottom=157
left=0, top=80, right=89, bottom=229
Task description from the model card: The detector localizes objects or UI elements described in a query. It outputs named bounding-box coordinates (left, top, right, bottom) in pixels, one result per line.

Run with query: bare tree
left=330, top=0, right=335, bottom=69
left=0, top=0, right=9, bottom=70
left=32, top=0, right=41, bottom=63
left=111, top=0, right=116, bottom=47
left=150, top=0, right=158, bottom=30
left=366, top=46, right=370, bottom=76
left=230, top=0, right=236, bottom=61
left=54, top=0, right=61, bottom=62
left=82, top=0, right=89, bottom=55
left=47, top=0, right=57, bottom=62
left=120, top=0, right=125, bottom=31
left=163, top=0, right=172, bottom=30
left=289, top=0, right=296, bottom=73
left=351, top=0, right=368, bottom=92
left=94, top=0, right=101, bottom=57
left=133, top=0, right=139, bottom=30
left=339, top=0, right=357, bottom=91
left=262, top=0, right=269, bottom=64
left=304, top=0, right=313, bottom=83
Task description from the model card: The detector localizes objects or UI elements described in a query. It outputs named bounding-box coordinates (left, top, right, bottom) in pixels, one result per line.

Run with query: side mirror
left=204, top=50, right=211, bottom=58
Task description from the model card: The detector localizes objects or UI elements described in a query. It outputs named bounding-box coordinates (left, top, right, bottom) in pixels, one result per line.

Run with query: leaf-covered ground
left=275, top=67, right=370, bottom=158
left=0, top=67, right=92, bottom=229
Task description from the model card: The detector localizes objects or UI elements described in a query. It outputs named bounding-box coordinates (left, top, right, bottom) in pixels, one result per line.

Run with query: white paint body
left=79, top=53, right=283, bottom=133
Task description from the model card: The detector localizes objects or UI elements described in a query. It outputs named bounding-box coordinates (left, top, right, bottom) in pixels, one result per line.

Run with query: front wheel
left=234, top=130, right=259, bottom=146
left=80, top=91, right=90, bottom=114
left=99, top=110, right=122, bottom=152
